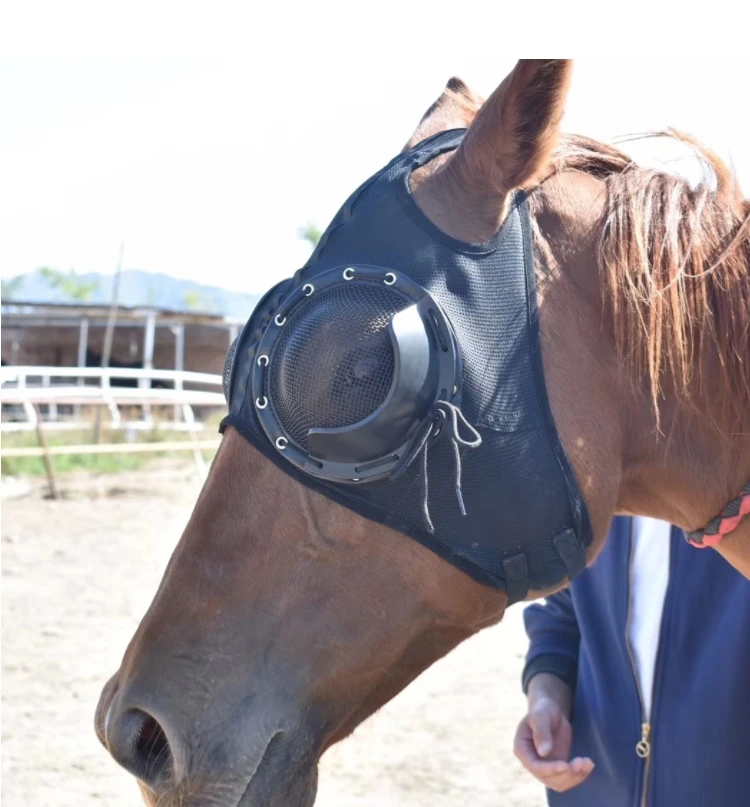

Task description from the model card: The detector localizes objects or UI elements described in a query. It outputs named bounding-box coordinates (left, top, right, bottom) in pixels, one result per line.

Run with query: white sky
left=2, top=7, right=748, bottom=294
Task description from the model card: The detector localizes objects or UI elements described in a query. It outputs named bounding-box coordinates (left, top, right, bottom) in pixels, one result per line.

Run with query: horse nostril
left=107, top=707, right=174, bottom=786
left=135, top=713, right=171, bottom=778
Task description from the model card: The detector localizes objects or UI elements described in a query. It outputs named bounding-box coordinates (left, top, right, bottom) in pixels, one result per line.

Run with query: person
left=514, top=515, right=750, bottom=806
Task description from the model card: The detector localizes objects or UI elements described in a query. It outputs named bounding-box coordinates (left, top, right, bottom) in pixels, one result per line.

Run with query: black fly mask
left=221, top=129, right=592, bottom=604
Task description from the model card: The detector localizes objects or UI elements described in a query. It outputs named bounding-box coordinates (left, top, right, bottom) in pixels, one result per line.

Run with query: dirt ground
left=1, top=464, right=546, bottom=807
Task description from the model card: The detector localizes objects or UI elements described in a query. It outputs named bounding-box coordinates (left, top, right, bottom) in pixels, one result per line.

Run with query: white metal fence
left=1, top=365, right=226, bottom=432
left=1, top=366, right=226, bottom=486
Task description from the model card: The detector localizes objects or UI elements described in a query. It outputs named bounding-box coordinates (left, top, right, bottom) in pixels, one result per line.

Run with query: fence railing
left=1, top=365, right=223, bottom=385
left=1, top=366, right=227, bottom=491
left=1, top=365, right=226, bottom=431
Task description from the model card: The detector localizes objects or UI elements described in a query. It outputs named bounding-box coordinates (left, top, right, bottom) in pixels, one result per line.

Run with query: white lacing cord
left=392, top=401, right=482, bottom=533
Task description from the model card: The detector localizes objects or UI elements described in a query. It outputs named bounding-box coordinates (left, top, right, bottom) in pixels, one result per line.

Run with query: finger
left=526, top=756, right=593, bottom=780
left=518, top=757, right=571, bottom=786
left=514, top=724, right=569, bottom=771
left=542, top=761, right=595, bottom=792
left=516, top=731, right=594, bottom=776
left=528, top=711, right=554, bottom=757
left=569, top=757, right=595, bottom=775
left=514, top=730, right=547, bottom=768
left=524, top=757, right=572, bottom=777
left=543, top=767, right=594, bottom=792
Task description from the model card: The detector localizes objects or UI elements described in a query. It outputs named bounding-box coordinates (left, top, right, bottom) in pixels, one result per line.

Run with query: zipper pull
left=635, top=722, right=651, bottom=758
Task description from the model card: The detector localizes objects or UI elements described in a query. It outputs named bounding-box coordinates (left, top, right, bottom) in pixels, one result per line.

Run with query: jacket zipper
left=636, top=724, right=652, bottom=807
left=623, top=522, right=653, bottom=807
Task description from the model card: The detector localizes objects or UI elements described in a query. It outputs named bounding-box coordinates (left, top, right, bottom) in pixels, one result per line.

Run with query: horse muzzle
left=95, top=670, right=321, bottom=807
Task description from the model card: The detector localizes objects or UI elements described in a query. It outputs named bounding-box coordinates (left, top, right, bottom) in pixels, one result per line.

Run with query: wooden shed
left=1, top=301, right=243, bottom=378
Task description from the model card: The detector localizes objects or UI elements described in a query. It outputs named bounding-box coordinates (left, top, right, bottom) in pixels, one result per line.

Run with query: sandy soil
left=1, top=465, right=546, bottom=807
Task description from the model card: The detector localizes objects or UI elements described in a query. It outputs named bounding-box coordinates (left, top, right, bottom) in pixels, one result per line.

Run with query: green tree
left=183, top=289, right=205, bottom=311
left=298, top=222, right=322, bottom=249
left=39, top=267, right=99, bottom=302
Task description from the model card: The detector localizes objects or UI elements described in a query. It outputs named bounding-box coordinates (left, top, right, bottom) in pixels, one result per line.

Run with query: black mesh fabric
left=268, top=283, right=407, bottom=451
left=221, top=128, right=592, bottom=597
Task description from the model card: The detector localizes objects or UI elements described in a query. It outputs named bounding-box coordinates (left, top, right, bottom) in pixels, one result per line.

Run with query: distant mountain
left=1, top=269, right=260, bottom=319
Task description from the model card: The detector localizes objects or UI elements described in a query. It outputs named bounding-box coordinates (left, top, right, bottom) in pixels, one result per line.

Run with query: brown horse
left=95, top=60, right=750, bottom=806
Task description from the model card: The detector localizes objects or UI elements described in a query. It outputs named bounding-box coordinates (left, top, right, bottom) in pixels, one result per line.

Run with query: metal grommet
left=274, top=314, right=287, bottom=327
left=257, top=355, right=269, bottom=367
left=275, top=436, right=288, bottom=450
left=255, top=396, right=268, bottom=409
left=343, top=267, right=355, bottom=280
left=303, top=283, right=314, bottom=296
left=384, top=272, right=397, bottom=285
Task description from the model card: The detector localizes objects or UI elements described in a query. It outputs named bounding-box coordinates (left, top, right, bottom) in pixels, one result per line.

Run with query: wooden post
left=33, top=403, right=60, bottom=500
left=141, top=313, right=157, bottom=379
left=94, top=242, right=124, bottom=443
left=42, top=374, right=57, bottom=420
left=173, top=323, right=185, bottom=423
left=75, top=317, right=89, bottom=417
left=77, top=317, right=89, bottom=368
left=140, top=312, right=156, bottom=424
left=19, top=371, right=35, bottom=429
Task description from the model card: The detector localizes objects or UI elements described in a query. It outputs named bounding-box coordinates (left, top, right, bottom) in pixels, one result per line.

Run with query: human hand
left=513, top=679, right=594, bottom=792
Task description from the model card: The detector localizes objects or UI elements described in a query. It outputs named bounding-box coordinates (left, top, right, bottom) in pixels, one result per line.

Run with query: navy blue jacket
left=522, top=516, right=750, bottom=807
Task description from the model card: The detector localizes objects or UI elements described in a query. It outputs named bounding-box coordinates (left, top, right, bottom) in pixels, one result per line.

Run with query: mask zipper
left=624, top=522, right=653, bottom=807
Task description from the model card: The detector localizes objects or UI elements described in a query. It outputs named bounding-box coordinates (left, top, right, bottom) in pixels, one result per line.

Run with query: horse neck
left=533, top=173, right=750, bottom=574
left=615, top=278, right=750, bottom=575
left=618, top=385, right=750, bottom=525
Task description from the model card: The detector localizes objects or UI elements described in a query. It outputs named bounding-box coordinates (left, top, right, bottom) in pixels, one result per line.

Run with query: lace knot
left=392, top=400, right=482, bottom=533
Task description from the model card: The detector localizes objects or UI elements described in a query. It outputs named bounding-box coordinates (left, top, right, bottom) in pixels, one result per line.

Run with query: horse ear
left=403, top=77, right=484, bottom=151
left=451, top=60, right=573, bottom=194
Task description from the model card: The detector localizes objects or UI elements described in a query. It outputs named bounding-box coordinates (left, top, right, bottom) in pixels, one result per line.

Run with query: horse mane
left=543, top=130, right=750, bottom=429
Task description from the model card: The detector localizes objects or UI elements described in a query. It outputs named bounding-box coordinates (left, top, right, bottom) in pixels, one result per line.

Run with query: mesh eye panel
left=268, top=282, right=409, bottom=450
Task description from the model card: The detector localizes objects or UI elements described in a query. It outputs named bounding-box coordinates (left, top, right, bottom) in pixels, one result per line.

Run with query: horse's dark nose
left=104, top=705, right=175, bottom=788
